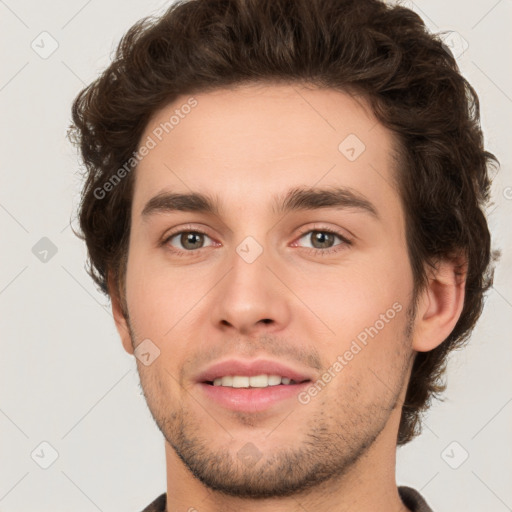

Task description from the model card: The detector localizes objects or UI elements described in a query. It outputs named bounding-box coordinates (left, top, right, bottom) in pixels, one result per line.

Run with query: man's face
left=119, top=84, right=417, bottom=497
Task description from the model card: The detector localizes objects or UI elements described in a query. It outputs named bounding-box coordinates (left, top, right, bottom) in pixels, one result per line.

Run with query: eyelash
left=161, top=224, right=352, bottom=257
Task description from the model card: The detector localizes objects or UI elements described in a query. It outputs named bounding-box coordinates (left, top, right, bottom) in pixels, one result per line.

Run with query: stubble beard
left=129, top=305, right=415, bottom=499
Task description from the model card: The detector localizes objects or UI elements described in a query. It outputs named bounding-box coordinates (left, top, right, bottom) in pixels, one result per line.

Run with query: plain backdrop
left=0, top=1, right=511, bottom=511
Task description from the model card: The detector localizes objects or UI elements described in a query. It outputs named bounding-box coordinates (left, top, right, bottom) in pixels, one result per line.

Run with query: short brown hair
left=68, top=0, right=500, bottom=445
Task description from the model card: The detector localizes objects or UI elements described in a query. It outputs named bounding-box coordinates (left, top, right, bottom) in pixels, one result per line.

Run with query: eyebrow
left=141, top=186, right=379, bottom=220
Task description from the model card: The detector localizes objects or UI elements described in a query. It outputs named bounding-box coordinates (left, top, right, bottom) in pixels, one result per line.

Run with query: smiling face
left=112, top=83, right=419, bottom=498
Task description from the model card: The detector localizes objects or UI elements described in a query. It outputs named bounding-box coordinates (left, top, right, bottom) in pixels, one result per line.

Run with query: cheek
left=125, top=246, right=170, bottom=338
left=297, top=249, right=412, bottom=356
left=125, top=227, right=412, bottom=353
left=124, top=245, right=214, bottom=340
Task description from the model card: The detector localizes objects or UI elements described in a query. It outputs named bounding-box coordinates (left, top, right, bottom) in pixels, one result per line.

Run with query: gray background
left=0, top=0, right=511, bottom=511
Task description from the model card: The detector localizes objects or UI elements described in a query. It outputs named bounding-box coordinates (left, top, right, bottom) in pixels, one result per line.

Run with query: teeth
left=221, top=376, right=233, bottom=386
left=267, top=375, right=282, bottom=386
left=211, top=374, right=298, bottom=388
left=249, top=375, right=268, bottom=388
left=232, top=376, right=249, bottom=388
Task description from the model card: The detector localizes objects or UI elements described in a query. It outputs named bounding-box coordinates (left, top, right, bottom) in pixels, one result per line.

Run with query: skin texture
left=110, top=83, right=466, bottom=512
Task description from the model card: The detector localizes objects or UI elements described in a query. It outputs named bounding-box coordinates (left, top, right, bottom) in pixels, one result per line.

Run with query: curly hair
left=68, top=0, right=499, bottom=445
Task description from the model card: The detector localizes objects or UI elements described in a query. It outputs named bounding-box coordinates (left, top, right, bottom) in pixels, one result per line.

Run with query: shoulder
left=140, top=492, right=166, bottom=512
left=398, top=486, right=434, bottom=512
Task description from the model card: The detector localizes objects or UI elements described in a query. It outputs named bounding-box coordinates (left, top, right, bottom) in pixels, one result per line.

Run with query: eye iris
left=312, top=231, right=334, bottom=249
left=181, top=232, right=204, bottom=250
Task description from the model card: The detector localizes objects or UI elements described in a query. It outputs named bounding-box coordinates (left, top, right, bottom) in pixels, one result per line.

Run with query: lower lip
left=198, top=382, right=311, bottom=413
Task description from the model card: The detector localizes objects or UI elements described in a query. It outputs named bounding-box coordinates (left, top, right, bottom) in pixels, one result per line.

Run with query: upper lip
left=195, top=358, right=314, bottom=383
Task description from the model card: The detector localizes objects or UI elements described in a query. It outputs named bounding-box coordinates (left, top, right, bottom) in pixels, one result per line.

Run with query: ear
left=108, top=273, right=134, bottom=355
left=412, top=253, right=467, bottom=352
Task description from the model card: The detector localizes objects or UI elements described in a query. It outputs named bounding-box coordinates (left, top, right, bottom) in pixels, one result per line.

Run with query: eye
left=161, top=225, right=352, bottom=257
left=293, top=227, right=351, bottom=255
left=163, top=229, right=216, bottom=253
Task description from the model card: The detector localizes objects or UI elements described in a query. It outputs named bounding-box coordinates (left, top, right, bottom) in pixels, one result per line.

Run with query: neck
left=163, top=418, right=410, bottom=512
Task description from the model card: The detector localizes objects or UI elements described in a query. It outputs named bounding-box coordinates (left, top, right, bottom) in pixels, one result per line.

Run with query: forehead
left=132, top=83, right=402, bottom=225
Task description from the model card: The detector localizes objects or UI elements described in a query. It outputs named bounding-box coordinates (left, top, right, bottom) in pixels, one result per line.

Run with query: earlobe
left=412, top=255, right=467, bottom=352
left=108, top=274, right=134, bottom=355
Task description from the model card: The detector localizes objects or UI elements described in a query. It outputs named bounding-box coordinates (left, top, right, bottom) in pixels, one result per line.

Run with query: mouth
left=195, top=358, right=315, bottom=412
left=203, top=374, right=311, bottom=388
left=198, top=378, right=312, bottom=413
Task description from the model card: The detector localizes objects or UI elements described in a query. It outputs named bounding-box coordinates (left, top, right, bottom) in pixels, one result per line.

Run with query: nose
left=210, top=244, right=292, bottom=336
